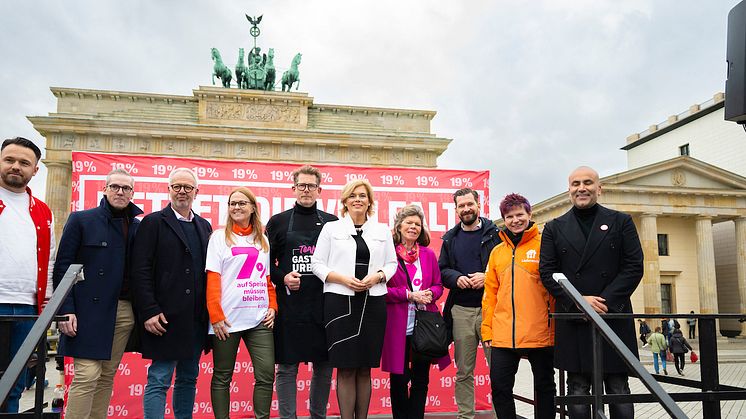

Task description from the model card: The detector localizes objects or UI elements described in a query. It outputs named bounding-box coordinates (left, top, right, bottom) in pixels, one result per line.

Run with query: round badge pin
left=600, top=224, right=608, bottom=231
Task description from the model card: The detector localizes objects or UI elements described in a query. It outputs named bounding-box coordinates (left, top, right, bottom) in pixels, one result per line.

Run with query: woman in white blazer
left=311, top=179, right=397, bottom=419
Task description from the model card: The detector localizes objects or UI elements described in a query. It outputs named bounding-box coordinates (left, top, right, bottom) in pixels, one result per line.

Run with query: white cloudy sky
left=0, top=0, right=739, bottom=213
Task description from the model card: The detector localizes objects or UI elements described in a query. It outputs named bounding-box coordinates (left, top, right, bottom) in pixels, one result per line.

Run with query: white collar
left=174, top=209, right=194, bottom=222
left=461, top=219, right=482, bottom=231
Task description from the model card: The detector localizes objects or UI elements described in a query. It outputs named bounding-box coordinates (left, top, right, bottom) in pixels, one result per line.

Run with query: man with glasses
left=53, top=168, right=142, bottom=418
left=0, top=137, right=54, bottom=413
left=266, top=165, right=337, bottom=419
left=132, top=168, right=212, bottom=419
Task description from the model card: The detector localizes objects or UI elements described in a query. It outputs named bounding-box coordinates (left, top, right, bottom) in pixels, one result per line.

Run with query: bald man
left=539, top=166, right=643, bottom=419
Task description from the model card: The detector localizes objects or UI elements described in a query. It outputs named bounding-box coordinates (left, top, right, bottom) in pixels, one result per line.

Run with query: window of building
left=657, top=234, right=669, bottom=256
left=679, top=143, right=690, bottom=156
left=661, top=284, right=673, bottom=314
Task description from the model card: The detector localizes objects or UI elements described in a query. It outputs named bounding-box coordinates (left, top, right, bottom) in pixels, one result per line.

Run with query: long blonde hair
left=224, top=187, right=268, bottom=251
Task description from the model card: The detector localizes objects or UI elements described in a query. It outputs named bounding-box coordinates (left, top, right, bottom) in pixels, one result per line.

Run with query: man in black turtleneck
left=54, top=169, right=143, bottom=418
left=540, top=166, right=643, bottom=419
left=266, top=165, right=337, bottom=419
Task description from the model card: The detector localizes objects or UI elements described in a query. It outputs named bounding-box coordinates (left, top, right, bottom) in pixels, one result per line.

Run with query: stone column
left=42, top=151, right=72, bottom=243
left=695, top=216, right=720, bottom=332
left=736, top=217, right=746, bottom=336
left=639, top=213, right=662, bottom=314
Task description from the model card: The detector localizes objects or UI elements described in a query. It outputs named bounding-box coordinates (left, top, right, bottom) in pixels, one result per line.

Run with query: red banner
left=68, top=152, right=494, bottom=418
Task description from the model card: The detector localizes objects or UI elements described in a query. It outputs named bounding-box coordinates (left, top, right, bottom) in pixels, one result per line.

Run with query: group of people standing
left=1, top=135, right=649, bottom=419
left=640, top=317, right=696, bottom=377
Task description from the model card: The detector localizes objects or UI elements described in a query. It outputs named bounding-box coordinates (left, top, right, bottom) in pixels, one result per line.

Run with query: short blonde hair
left=340, top=179, right=375, bottom=217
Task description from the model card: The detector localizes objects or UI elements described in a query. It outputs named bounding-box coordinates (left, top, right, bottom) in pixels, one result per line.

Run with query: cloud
left=0, top=0, right=739, bottom=214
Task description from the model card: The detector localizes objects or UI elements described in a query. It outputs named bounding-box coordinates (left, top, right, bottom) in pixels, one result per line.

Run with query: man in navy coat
left=540, top=166, right=643, bottom=419
left=131, top=168, right=212, bottom=419
left=54, top=168, right=142, bottom=418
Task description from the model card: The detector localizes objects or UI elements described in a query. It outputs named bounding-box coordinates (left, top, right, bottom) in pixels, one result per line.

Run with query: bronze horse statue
left=211, top=48, right=232, bottom=88
left=281, top=53, right=302, bottom=92
left=264, top=48, right=276, bottom=91
left=235, top=48, right=249, bottom=89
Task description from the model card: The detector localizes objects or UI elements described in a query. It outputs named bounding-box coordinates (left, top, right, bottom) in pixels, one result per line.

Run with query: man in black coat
left=131, top=168, right=212, bottom=419
left=540, top=166, right=643, bottom=419
left=54, top=169, right=142, bottom=418
left=266, top=165, right=338, bottom=419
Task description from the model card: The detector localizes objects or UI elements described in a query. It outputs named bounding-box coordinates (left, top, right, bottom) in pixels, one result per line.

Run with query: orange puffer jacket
left=481, top=223, right=554, bottom=348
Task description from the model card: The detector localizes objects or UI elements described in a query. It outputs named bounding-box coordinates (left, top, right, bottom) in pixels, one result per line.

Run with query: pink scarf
left=395, top=243, right=419, bottom=264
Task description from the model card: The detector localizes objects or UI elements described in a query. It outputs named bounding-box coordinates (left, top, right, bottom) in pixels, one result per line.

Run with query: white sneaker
left=642, top=343, right=649, bottom=348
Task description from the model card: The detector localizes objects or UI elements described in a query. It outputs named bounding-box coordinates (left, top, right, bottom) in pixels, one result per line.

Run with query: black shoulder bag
left=399, top=258, right=449, bottom=360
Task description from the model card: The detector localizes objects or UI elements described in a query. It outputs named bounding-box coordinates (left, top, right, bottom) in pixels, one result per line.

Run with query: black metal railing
left=0, top=264, right=83, bottom=418
left=550, top=273, right=746, bottom=419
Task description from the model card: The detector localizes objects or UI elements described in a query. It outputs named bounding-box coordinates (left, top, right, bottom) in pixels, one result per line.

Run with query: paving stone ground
left=19, top=337, right=746, bottom=417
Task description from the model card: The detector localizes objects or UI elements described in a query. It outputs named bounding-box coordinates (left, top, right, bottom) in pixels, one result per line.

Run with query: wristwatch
left=377, top=271, right=385, bottom=283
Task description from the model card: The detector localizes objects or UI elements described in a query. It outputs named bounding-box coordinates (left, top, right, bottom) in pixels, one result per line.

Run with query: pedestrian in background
left=669, top=326, right=693, bottom=376
left=638, top=319, right=650, bottom=347
left=687, top=311, right=697, bottom=339
left=648, top=327, right=668, bottom=375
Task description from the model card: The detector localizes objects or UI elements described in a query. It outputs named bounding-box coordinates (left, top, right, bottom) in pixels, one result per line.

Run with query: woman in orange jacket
left=481, top=193, right=555, bottom=419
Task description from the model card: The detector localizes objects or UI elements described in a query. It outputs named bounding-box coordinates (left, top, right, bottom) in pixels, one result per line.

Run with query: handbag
left=666, top=350, right=674, bottom=362
left=399, top=259, right=449, bottom=360
left=690, top=351, right=698, bottom=363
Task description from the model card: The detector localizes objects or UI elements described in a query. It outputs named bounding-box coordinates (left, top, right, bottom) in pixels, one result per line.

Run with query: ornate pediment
left=602, top=156, right=746, bottom=191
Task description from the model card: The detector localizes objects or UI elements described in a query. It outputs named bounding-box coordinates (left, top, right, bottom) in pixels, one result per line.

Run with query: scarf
left=395, top=243, right=419, bottom=264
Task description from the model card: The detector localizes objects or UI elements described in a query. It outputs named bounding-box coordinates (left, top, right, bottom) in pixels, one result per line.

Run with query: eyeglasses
left=228, top=200, right=250, bottom=208
left=170, top=184, right=195, bottom=193
left=107, top=184, right=133, bottom=193
left=294, top=183, right=319, bottom=191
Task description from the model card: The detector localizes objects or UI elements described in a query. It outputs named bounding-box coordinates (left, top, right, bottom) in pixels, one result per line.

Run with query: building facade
left=29, top=86, right=451, bottom=241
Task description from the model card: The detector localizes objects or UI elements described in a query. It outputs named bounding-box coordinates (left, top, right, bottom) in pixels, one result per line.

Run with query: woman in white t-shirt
left=205, top=187, right=276, bottom=419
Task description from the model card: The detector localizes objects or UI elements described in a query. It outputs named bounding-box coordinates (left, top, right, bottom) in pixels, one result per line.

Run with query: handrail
left=552, top=273, right=687, bottom=419
left=0, top=264, right=84, bottom=416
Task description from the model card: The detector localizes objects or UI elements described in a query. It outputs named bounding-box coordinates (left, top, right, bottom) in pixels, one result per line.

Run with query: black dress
left=323, top=227, right=387, bottom=368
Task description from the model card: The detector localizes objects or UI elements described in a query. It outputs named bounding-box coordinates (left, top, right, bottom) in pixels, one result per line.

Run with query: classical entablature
left=531, top=156, right=746, bottom=225
left=28, top=85, right=452, bottom=239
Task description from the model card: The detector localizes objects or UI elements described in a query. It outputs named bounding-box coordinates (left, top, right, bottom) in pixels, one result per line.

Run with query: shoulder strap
left=398, top=258, right=413, bottom=292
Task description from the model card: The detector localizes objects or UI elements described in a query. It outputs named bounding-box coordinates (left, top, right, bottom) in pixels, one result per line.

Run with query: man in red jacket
left=0, top=137, right=55, bottom=413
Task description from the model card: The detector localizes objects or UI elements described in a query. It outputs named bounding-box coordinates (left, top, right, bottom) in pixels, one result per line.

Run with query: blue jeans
left=143, top=337, right=203, bottom=419
left=652, top=351, right=667, bottom=374
left=0, top=303, right=36, bottom=413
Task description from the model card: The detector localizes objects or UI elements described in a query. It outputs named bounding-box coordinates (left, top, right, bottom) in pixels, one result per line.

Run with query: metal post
left=699, top=318, right=721, bottom=419
left=558, top=369, right=567, bottom=419
left=591, top=327, right=604, bottom=418
left=0, top=264, right=83, bottom=408
left=32, top=336, right=47, bottom=417
left=552, top=273, right=687, bottom=418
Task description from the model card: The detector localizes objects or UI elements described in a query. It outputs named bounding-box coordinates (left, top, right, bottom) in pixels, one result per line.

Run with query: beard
left=459, top=211, right=478, bottom=226
left=1, top=171, right=29, bottom=189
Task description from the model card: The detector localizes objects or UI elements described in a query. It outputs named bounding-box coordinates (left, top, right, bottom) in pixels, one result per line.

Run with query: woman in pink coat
left=381, top=204, right=450, bottom=419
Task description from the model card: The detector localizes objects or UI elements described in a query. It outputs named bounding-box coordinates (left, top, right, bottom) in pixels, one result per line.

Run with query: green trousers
left=211, top=323, right=275, bottom=419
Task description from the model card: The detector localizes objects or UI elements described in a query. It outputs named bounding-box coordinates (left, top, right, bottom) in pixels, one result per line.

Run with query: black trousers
left=389, top=336, right=431, bottom=419
left=490, top=346, right=556, bottom=419
left=673, top=353, right=686, bottom=373
left=566, top=372, right=633, bottom=419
